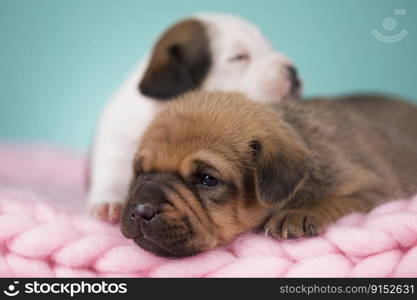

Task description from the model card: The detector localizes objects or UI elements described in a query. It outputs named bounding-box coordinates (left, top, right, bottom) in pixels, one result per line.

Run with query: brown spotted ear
left=139, top=19, right=211, bottom=100
left=252, top=138, right=311, bottom=207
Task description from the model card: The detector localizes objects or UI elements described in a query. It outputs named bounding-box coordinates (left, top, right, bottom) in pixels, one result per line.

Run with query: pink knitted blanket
left=0, top=144, right=416, bottom=277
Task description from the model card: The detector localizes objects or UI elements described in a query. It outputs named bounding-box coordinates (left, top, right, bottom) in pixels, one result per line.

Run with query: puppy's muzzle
left=121, top=174, right=196, bottom=257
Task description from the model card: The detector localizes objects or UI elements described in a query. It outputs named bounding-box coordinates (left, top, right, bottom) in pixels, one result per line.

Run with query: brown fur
left=139, top=19, right=211, bottom=100
left=120, top=92, right=417, bottom=257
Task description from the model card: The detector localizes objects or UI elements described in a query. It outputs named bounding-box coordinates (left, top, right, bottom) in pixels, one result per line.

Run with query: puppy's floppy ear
left=251, top=138, right=311, bottom=207
left=139, top=19, right=211, bottom=100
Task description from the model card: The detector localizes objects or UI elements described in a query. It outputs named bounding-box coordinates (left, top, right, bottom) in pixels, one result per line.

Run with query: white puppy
left=87, top=13, right=302, bottom=223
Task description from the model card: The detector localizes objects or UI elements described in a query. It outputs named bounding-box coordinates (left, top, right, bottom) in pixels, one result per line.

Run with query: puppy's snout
left=128, top=180, right=167, bottom=222
left=131, top=204, right=159, bottom=222
left=286, top=65, right=301, bottom=95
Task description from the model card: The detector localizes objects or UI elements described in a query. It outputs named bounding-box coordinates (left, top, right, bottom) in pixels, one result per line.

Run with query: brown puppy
left=120, top=92, right=417, bottom=257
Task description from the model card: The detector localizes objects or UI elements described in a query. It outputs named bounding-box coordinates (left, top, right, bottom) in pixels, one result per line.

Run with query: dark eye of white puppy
left=198, top=174, right=220, bottom=187
left=228, top=53, right=250, bottom=62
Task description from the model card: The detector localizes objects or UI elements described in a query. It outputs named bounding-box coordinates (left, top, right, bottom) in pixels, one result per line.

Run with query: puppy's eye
left=228, top=53, right=250, bottom=62
left=199, top=174, right=220, bottom=187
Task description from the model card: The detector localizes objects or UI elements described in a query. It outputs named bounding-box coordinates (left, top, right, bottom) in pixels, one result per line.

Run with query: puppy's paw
left=89, top=202, right=124, bottom=224
left=264, top=209, right=324, bottom=239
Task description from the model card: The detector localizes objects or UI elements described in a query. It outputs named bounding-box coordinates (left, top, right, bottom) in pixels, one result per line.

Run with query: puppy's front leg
left=264, top=196, right=375, bottom=239
left=87, top=151, right=134, bottom=223
left=87, top=110, right=141, bottom=224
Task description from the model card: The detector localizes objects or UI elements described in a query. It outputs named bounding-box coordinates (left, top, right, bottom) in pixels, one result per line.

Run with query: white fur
left=87, top=13, right=300, bottom=213
left=197, top=14, right=295, bottom=102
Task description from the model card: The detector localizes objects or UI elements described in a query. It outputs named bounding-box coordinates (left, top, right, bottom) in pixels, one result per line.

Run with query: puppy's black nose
left=131, top=204, right=159, bottom=222
left=286, top=65, right=301, bottom=95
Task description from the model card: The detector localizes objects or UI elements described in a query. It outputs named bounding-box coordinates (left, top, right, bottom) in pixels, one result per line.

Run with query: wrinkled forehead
left=138, top=144, right=243, bottom=183
left=138, top=127, right=246, bottom=181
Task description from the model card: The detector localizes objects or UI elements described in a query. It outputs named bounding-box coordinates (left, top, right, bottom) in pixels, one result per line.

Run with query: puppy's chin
left=122, top=225, right=200, bottom=258
left=132, top=236, right=200, bottom=258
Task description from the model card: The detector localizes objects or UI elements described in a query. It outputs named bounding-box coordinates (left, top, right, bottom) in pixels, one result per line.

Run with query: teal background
left=0, top=0, right=416, bottom=150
